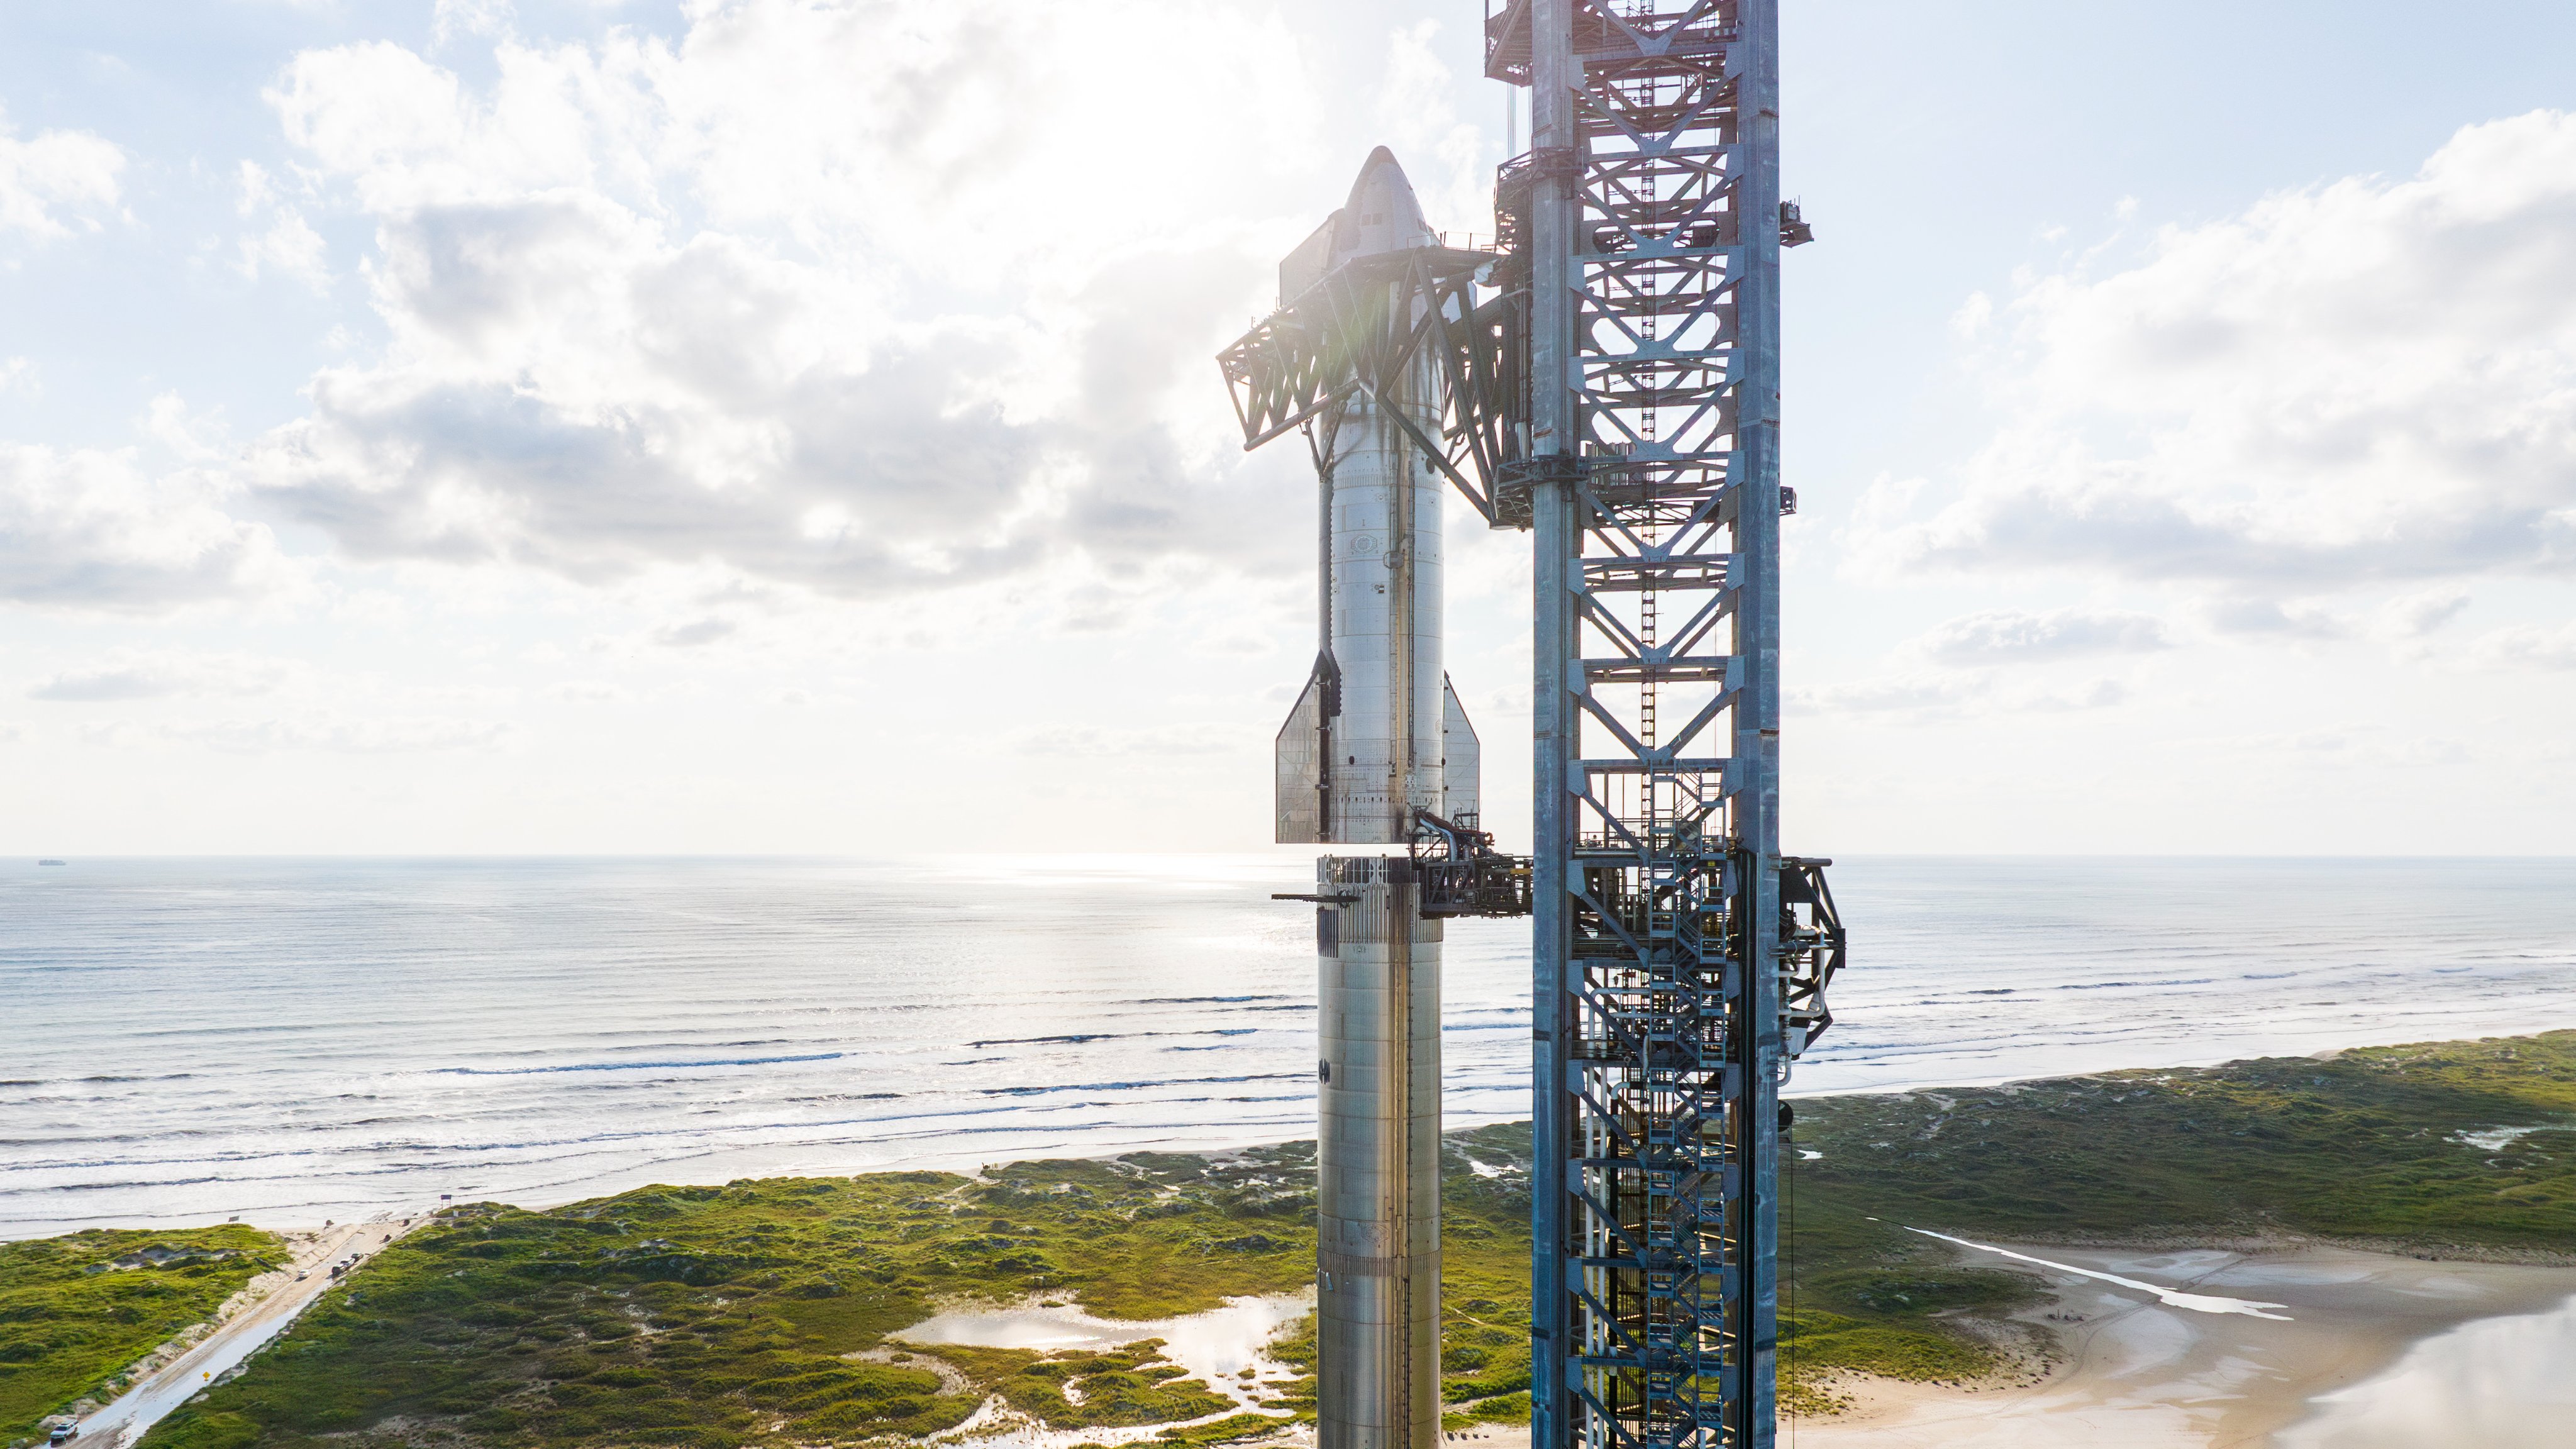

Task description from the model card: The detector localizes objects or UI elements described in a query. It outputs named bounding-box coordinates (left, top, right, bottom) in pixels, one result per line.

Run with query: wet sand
left=1794, top=1241, right=2576, bottom=1448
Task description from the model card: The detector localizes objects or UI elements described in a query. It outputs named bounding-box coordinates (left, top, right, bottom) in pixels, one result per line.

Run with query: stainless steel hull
left=1316, top=855, right=1441, bottom=1449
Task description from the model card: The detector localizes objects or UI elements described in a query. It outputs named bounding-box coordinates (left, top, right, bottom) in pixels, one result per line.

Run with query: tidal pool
left=2278, top=1292, right=2576, bottom=1448
left=895, top=1292, right=1314, bottom=1427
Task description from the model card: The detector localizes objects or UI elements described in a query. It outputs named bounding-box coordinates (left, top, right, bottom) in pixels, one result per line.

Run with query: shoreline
left=1791, top=1240, right=2576, bottom=1448
left=21, top=1021, right=2576, bottom=1246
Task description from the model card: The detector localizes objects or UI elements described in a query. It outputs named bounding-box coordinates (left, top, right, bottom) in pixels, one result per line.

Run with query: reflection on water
left=2279, top=1294, right=2576, bottom=1448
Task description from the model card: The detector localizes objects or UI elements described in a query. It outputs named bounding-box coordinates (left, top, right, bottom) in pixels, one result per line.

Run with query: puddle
left=2450, top=1124, right=2560, bottom=1152
left=896, top=1292, right=1313, bottom=1444
left=2278, top=1293, right=2576, bottom=1447
left=1908, top=1229, right=2294, bottom=1319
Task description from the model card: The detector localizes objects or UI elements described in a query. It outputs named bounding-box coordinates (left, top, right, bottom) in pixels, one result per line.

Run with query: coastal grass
left=1793, top=1030, right=2576, bottom=1250
left=138, top=1149, right=1321, bottom=1449
left=112, top=1028, right=2576, bottom=1446
left=887, top=1340, right=1233, bottom=1429
left=0, top=1226, right=285, bottom=1442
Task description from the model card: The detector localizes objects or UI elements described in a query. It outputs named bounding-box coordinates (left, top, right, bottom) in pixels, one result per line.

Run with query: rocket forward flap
left=1441, top=674, right=1480, bottom=828
left=1276, top=652, right=1339, bottom=844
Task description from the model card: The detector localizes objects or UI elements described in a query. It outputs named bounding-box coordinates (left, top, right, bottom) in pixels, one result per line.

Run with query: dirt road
left=73, top=1214, right=421, bottom=1448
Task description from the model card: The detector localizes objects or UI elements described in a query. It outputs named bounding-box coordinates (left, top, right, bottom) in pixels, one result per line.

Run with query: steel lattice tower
left=1488, top=3, right=1837, bottom=1447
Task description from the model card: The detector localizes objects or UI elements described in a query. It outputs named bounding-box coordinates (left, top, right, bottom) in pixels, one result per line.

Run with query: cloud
left=2376, top=586, right=2472, bottom=638
left=1792, top=669, right=2129, bottom=719
left=2192, top=594, right=2353, bottom=641
left=2177, top=726, right=2471, bottom=769
left=1909, top=606, right=2170, bottom=663
left=0, top=111, right=123, bottom=239
left=27, top=650, right=296, bottom=701
left=1017, top=723, right=1236, bottom=757
left=225, top=4, right=1328, bottom=599
left=89, top=714, right=511, bottom=753
left=2469, top=619, right=2576, bottom=670
left=1852, top=111, right=2576, bottom=592
left=653, top=617, right=733, bottom=647
left=0, top=446, right=279, bottom=608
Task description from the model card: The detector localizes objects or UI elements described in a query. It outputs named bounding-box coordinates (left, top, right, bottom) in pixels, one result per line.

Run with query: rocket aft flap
left=1271, top=147, right=1480, bottom=847
left=1277, top=662, right=1479, bottom=846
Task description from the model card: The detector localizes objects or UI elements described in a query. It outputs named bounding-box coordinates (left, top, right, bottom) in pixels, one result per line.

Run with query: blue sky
left=5, top=0, right=2576, bottom=854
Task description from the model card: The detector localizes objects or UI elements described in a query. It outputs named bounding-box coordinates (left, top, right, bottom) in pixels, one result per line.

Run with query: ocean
left=6, top=855, right=2575, bottom=1240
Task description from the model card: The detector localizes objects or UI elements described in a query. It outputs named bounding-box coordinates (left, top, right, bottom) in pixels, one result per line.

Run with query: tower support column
left=1316, top=855, right=1442, bottom=1449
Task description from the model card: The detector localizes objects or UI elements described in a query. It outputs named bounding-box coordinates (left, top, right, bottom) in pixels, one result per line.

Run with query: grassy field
left=1, top=1226, right=284, bottom=1441
left=118, top=1123, right=2031, bottom=1449
left=134, top=1150, right=1321, bottom=1449
left=57, top=1029, right=2573, bottom=1448
left=1794, top=1030, right=2576, bottom=1251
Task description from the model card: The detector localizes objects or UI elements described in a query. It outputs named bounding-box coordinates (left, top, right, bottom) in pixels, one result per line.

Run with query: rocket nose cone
left=1335, top=145, right=1436, bottom=264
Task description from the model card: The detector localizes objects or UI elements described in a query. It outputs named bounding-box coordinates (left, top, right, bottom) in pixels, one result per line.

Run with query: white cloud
left=2375, top=586, right=2472, bottom=638
left=1793, top=668, right=2130, bottom=719
left=653, top=617, right=733, bottom=647
left=1853, top=111, right=2576, bottom=594
left=0, top=111, right=123, bottom=239
left=230, top=3, right=1327, bottom=599
left=1018, top=723, right=1237, bottom=758
left=2192, top=594, right=2353, bottom=641
left=238, top=209, right=331, bottom=290
left=0, top=446, right=279, bottom=608
left=1907, top=606, right=2170, bottom=663
left=143, top=394, right=231, bottom=464
left=89, top=714, right=512, bottom=753
left=27, top=650, right=298, bottom=702
left=2469, top=619, right=2576, bottom=670
left=433, top=0, right=515, bottom=45
left=2176, top=726, right=2472, bottom=769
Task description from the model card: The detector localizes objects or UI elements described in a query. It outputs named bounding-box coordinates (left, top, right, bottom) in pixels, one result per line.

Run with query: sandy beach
left=1790, top=1240, right=2576, bottom=1448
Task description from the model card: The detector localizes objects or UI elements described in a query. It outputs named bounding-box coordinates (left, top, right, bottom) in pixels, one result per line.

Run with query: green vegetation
left=138, top=1151, right=1321, bottom=1449
left=903, top=1341, right=1231, bottom=1428
left=1795, top=1030, right=2576, bottom=1251
left=1, top=1226, right=284, bottom=1441
left=55, top=1030, right=2568, bottom=1446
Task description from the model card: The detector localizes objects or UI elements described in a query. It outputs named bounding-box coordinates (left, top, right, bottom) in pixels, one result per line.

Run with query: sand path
left=72, top=1213, right=423, bottom=1448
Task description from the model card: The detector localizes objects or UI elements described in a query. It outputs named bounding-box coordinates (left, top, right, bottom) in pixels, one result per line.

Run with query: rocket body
left=1315, top=856, right=1441, bottom=1449
left=1270, top=149, right=1466, bottom=1449
left=1275, top=149, right=1480, bottom=847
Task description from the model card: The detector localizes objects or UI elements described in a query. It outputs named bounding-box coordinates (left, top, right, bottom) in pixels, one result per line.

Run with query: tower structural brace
left=1219, top=4, right=1845, bottom=1443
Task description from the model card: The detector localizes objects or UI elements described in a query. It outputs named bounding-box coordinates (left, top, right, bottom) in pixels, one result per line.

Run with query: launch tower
left=1485, top=5, right=1846, bottom=1447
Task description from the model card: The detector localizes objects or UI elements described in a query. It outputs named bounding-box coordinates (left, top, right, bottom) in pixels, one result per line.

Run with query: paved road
left=72, top=1214, right=421, bottom=1448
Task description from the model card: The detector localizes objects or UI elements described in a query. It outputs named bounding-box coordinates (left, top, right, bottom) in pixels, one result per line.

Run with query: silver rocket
left=1273, top=148, right=1465, bottom=1449
left=1275, top=147, right=1481, bottom=848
